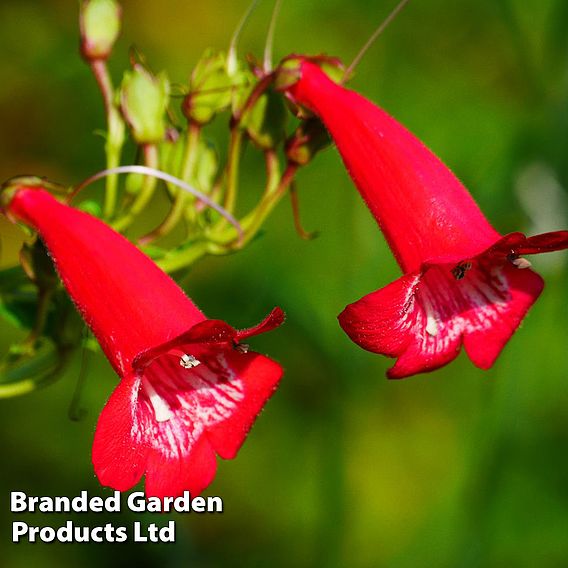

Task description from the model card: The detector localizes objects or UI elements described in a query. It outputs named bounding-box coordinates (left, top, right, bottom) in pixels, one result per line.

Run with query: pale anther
left=512, top=257, right=532, bottom=269
left=180, top=354, right=201, bottom=369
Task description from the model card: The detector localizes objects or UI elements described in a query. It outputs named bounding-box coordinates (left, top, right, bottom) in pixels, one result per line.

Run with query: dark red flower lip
left=420, top=230, right=568, bottom=273
left=132, top=307, right=285, bottom=371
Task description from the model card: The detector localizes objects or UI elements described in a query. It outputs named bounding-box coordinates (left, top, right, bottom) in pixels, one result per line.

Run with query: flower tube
left=282, top=58, right=568, bottom=379
left=2, top=183, right=284, bottom=497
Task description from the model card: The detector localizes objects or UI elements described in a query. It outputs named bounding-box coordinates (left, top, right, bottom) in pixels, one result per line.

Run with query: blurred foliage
left=1, top=1, right=568, bottom=567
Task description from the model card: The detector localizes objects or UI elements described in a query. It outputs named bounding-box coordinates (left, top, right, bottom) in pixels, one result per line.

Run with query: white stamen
left=141, top=377, right=173, bottom=422
left=512, top=257, right=532, bottom=269
left=179, top=353, right=201, bottom=369
left=235, top=343, right=250, bottom=354
left=422, top=295, right=439, bottom=337
left=426, top=315, right=439, bottom=337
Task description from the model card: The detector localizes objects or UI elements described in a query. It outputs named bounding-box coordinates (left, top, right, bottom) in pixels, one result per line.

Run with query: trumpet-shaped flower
left=2, top=185, right=284, bottom=497
left=283, top=59, right=568, bottom=378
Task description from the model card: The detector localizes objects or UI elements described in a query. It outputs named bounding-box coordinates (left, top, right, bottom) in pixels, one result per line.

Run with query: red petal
left=206, top=352, right=282, bottom=459
left=462, top=265, right=543, bottom=368
left=144, top=421, right=218, bottom=500
left=95, top=347, right=282, bottom=498
left=133, top=319, right=238, bottom=370
left=514, top=230, right=568, bottom=255
left=481, top=231, right=568, bottom=259
left=236, top=307, right=286, bottom=341
left=92, top=373, right=149, bottom=491
left=339, top=260, right=544, bottom=379
left=338, top=273, right=420, bottom=358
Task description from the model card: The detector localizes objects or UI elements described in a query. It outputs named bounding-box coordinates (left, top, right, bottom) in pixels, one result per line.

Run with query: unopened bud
left=80, top=0, right=121, bottom=61
left=182, top=50, right=235, bottom=126
left=120, top=65, right=169, bottom=144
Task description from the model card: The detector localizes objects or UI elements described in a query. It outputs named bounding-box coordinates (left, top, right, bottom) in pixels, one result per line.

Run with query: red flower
left=283, top=59, right=568, bottom=379
left=3, top=185, right=284, bottom=497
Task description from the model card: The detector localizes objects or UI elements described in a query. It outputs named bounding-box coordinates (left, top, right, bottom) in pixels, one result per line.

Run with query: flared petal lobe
left=339, top=259, right=544, bottom=379
left=93, top=323, right=283, bottom=498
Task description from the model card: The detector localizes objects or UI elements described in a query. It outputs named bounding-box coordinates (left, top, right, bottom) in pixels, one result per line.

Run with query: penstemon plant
left=1, top=0, right=567, bottom=500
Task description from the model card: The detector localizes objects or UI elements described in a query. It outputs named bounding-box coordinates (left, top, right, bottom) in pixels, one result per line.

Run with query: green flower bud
left=80, top=0, right=121, bottom=61
left=120, top=66, right=169, bottom=144
left=183, top=50, right=236, bottom=125
left=230, top=66, right=256, bottom=117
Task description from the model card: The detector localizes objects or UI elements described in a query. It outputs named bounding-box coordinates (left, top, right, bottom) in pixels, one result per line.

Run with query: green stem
left=139, top=123, right=201, bottom=244
left=223, top=127, right=243, bottom=216
left=91, top=60, right=124, bottom=219
left=156, top=241, right=210, bottom=273
left=155, top=155, right=295, bottom=271
left=240, top=162, right=297, bottom=244
left=22, top=286, right=54, bottom=352
left=289, top=180, right=318, bottom=240
left=208, top=158, right=296, bottom=250
left=112, top=143, right=159, bottom=232
left=0, top=347, right=69, bottom=399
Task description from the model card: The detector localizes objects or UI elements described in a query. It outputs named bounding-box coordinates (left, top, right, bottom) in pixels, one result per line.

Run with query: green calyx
left=0, top=176, right=62, bottom=211
left=275, top=55, right=345, bottom=91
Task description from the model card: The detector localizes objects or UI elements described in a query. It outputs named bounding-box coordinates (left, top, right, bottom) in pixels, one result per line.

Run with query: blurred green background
left=1, top=0, right=568, bottom=566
